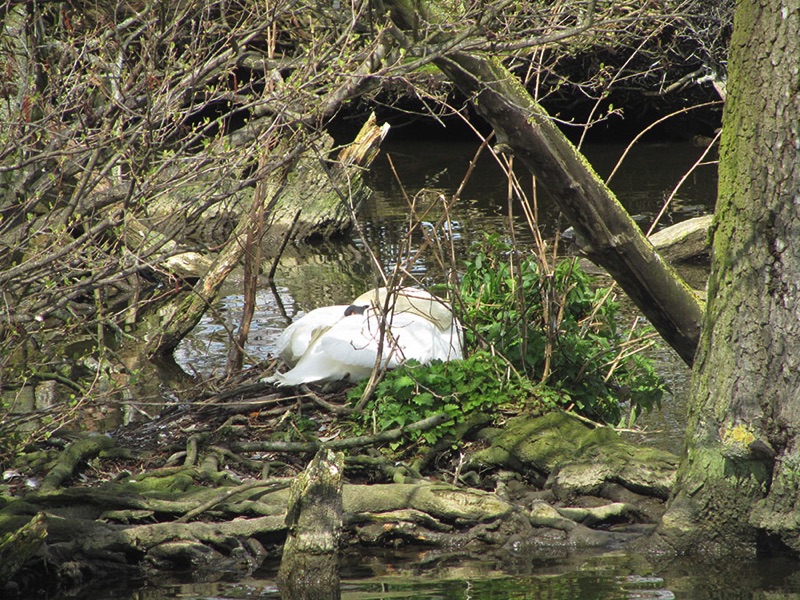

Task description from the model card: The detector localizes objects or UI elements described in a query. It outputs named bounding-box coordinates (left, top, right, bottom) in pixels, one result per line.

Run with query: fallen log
left=143, top=114, right=389, bottom=357
left=432, top=48, right=704, bottom=366
left=649, top=215, right=713, bottom=263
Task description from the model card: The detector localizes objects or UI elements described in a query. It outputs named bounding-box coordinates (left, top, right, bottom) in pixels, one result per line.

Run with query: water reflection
left=367, top=138, right=718, bottom=233
left=63, top=548, right=800, bottom=599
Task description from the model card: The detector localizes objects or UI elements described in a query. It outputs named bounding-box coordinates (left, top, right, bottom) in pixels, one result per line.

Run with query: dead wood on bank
left=1, top=389, right=680, bottom=594
left=278, top=449, right=344, bottom=598
left=145, top=114, right=389, bottom=358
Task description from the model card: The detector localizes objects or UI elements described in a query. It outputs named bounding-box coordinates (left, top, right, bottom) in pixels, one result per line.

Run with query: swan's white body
left=266, top=287, right=463, bottom=387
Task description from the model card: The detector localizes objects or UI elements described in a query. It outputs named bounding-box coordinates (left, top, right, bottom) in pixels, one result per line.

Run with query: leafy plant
left=458, top=235, right=664, bottom=424
left=348, top=352, right=556, bottom=448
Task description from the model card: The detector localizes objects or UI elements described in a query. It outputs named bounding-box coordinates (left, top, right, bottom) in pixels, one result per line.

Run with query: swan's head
left=344, top=304, right=369, bottom=316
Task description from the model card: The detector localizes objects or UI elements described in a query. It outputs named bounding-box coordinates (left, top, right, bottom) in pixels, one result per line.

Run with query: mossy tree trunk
left=657, top=0, right=800, bottom=555
left=277, top=449, right=345, bottom=599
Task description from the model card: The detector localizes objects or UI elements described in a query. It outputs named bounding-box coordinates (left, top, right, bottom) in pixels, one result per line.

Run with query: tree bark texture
left=659, top=0, right=800, bottom=554
left=277, top=449, right=345, bottom=600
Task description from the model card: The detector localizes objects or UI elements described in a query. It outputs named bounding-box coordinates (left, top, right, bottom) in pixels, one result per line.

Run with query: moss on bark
left=659, top=0, right=800, bottom=555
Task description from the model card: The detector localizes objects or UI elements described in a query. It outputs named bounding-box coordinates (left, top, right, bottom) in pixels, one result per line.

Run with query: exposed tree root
left=1, top=391, right=679, bottom=596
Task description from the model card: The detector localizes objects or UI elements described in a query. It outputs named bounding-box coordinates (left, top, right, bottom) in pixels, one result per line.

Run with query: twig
left=268, top=209, right=302, bottom=281
left=647, top=129, right=722, bottom=236
left=231, top=412, right=450, bottom=454
left=175, top=479, right=290, bottom=523
left=299, top=385, right=353, bottom=416
left=606, top=101, right=722, bottom=186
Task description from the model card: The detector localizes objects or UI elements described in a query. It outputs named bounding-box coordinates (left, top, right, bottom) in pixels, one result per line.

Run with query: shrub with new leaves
left=348, top=236, right=664, bottom=448
left=459, top=235, right=664, bottom=424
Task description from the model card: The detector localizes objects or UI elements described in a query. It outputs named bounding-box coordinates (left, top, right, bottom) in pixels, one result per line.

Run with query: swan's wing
left=275, top=305, right=350, bottom=366
left=316, top=311, right=396, bottom=370
left=396, top=290, right=460, bottom=334
left=268, top=341, right=373, bottom=386
left=269, top=301, right=464, bottom=387
left=392, top=315, right=463, bottom=362
left=271, top=310, right=390, bottom=385
left=318, top=310, right=454, bottom=368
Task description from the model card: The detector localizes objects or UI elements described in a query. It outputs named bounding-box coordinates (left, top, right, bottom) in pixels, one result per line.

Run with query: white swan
left=265, top=287, right=463, bottom=387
